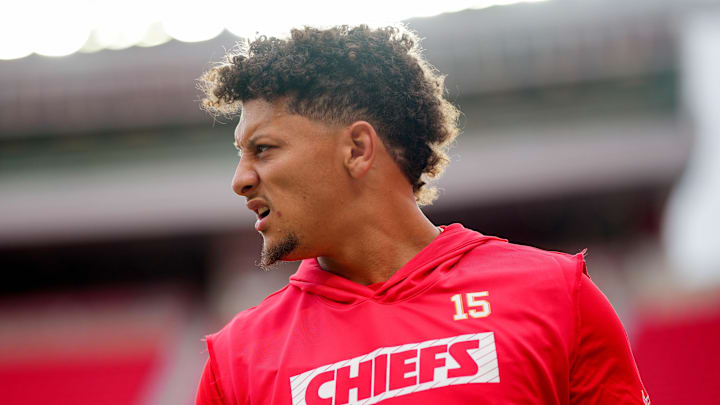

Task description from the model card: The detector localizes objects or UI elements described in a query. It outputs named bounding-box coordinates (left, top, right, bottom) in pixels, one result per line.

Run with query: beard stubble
left=259, top=231, right=300, bottom=271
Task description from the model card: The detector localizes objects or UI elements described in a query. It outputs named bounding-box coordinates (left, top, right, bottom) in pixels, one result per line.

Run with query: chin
left=260, top=231, right=300, bottom=269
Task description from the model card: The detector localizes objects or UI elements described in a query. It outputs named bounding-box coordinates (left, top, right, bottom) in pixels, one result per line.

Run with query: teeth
left=258, top=207, right=270, bottom=217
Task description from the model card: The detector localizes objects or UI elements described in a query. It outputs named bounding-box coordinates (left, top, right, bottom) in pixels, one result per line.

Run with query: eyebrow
left=234, top=133, right=268, bottom=153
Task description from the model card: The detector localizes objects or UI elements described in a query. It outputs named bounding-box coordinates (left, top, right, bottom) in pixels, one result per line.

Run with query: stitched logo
left=289, top=332, right=499, bottom=405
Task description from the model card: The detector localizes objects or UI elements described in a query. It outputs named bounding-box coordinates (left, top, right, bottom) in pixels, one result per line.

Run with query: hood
left=289, top=224, right=505, bottom=306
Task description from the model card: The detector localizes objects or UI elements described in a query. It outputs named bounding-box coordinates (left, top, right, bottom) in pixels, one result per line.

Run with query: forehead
left=234, top=99, right=344, bottom=148
left=234, top=99, right=287, bottom=142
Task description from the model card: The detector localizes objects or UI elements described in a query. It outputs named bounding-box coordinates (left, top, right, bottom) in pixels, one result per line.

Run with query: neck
left=316, top=201, right=440, bottom=285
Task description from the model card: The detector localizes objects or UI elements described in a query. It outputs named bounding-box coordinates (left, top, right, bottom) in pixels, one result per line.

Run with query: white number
left=451, top=292, right=491, bottom=321
left=450, top=293, right=468, bottom=320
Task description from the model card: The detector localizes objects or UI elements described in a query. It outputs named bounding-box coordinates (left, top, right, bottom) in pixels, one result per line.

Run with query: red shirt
left=196, top=224, right=649, bottom=404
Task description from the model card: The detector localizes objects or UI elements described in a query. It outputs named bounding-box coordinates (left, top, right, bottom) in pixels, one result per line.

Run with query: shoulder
left=207, top=284, right=292, bottom=350
left=466, top=234, right=584, bottom=266
left=458, top=235, right=587, bottom=291
left=205, top=283, right=298, bottom=371
left=201, top=284, right=295, bottom=402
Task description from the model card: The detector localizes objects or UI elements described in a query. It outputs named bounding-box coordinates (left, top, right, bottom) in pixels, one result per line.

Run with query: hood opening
left=289, top=224, right=505, bottom=306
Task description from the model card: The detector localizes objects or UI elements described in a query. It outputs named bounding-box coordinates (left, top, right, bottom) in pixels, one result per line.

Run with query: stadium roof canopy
left=0, top=0, right=547, bottom=60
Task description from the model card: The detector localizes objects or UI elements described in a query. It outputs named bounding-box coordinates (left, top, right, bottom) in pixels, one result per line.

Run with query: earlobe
left=345, top=121, right=376, bottom=179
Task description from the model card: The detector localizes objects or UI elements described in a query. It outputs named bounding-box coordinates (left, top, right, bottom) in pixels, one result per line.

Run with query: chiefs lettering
left=289, top=333, right=499, bottom=405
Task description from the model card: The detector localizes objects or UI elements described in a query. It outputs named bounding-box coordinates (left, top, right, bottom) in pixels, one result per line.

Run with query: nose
left=232, top=160, right=259, bottom=196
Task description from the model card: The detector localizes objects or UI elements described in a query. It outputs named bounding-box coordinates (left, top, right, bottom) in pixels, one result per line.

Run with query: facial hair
left=260, top=231, right=299, bottom=271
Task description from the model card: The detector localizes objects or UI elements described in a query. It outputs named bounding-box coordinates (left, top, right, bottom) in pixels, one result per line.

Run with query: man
left=195, top=25, right=649, bottom=404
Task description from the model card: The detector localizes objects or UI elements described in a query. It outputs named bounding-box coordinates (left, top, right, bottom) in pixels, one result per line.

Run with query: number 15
left=451, top=292, right=491, bottom=320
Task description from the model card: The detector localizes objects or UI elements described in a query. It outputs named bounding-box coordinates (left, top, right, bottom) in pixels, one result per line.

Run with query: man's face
left=233, top=99, right=347, bottom=268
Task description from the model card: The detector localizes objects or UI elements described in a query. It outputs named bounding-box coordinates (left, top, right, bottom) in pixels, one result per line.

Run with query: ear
left=343, top=121, right=377, bottom=179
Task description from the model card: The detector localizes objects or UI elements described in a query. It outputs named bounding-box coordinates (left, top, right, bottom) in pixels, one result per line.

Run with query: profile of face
left=232, top=99, right=351, bottom=269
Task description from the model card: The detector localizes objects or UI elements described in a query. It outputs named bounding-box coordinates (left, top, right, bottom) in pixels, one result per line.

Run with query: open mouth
left=254, top=205, right=271, bottom=232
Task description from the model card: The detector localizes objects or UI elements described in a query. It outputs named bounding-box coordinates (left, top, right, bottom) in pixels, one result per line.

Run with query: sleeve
left=195, top=355, right=227, bottom=405
left=569, top=267, right=649, bottom=404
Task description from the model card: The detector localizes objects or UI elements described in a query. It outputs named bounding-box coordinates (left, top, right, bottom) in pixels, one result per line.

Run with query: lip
left=255, top=213, right=270, bottom=231
left=246, top=199, right=271, bottom=232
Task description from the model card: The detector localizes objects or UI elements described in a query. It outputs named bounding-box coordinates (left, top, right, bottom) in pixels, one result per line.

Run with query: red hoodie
left=196, top=224, right=648, bottom=404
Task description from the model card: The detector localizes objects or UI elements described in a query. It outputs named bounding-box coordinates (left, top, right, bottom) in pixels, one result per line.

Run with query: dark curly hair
left=198, top=24, right=460, bottom=205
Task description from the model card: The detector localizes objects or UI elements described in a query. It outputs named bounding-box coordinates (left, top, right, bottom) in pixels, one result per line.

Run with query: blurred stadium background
left=2, top=0, right=720, bottom=403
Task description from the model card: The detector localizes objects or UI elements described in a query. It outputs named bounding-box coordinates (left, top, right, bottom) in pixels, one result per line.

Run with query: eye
left=256, top=144, right=273, bottom=154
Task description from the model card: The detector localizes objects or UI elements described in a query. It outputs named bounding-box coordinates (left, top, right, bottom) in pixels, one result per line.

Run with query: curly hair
left=198, top=24, right=460, bottom=206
